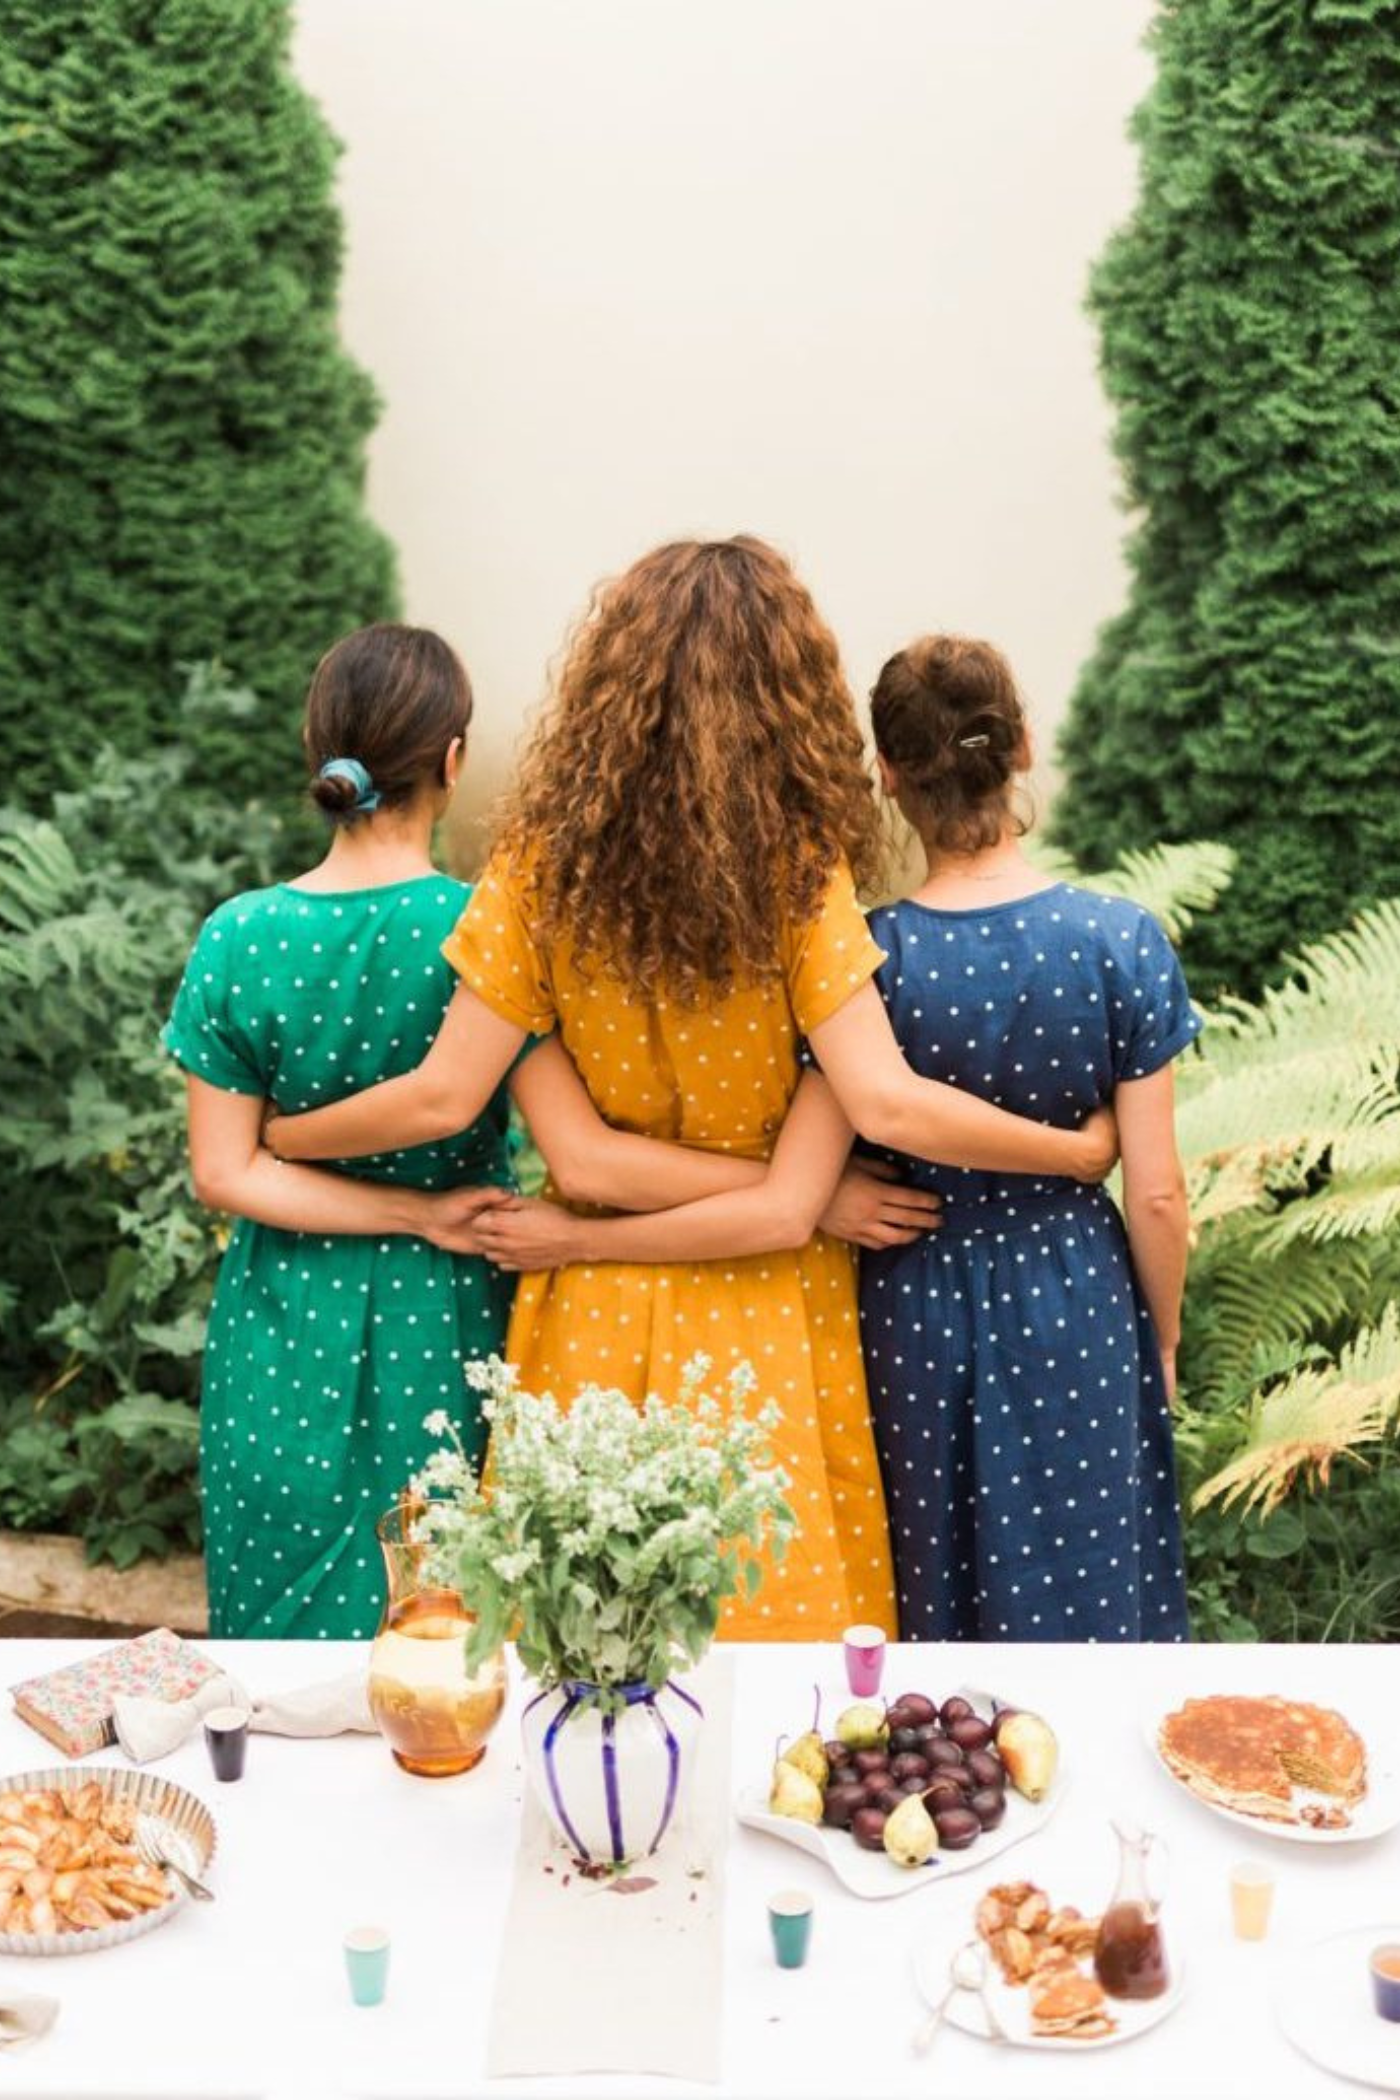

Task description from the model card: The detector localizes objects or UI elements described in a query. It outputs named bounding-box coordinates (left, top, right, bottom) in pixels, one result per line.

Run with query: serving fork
left=134, top=1815, right=214, bottom=1903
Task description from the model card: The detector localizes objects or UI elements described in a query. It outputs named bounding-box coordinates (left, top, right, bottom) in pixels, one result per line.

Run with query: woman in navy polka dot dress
left=860, top=636, right=1198, bottom=1642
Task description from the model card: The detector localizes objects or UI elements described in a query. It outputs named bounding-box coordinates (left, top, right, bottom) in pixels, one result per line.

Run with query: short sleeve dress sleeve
left=161, top=916, right=265, bottom=1096
left=785, top=860, right=888, bottom=1037
left=1115, top=912, right=1203, bottom=1081
left=440, top=853, right=557, bottom=1036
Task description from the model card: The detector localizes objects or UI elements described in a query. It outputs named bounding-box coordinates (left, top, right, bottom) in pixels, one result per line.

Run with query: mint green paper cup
left=343, top=1926, right=390, bottom=2007
left=768, top=1889, right=813, bottom=1969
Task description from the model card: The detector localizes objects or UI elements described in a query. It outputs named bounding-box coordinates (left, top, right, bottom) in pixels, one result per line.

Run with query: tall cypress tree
left=1052, top=0, right=1400, bottom=993
left=0, top=0, right=398, bottom=808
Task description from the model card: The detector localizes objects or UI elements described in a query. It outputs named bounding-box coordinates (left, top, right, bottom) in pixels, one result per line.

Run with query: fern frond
left=1186, top=1233, right=1376, bottom=1396
left=1076, top=840, right=1236, bottom=942
left=1192, top=1305, right=1400, bottom=1517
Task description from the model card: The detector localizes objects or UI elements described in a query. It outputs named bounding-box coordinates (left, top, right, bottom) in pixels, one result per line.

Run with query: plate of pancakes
left=913, top=1876, right=1185, bottom=2050
left=1144, top=1693, right=1400, bottom=1843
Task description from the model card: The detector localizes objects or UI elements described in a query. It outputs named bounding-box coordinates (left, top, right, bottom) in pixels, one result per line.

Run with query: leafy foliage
left=1170, top=897, right=1400, bottom=1634
left=0, top=0, right=398, bottom=811
left=1051, top=1, right=1400, bottom=995
left=414, top=1356, right=795, bottom=1706
left=0, top=676, right=288, bottom=1562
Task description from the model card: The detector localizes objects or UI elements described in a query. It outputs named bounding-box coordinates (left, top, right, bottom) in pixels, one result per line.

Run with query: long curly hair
left=495, top=536, right=883, bottom=1003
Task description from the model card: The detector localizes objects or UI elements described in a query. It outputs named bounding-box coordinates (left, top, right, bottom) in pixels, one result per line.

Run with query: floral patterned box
left=9, top=1628, right=220, bottom=1758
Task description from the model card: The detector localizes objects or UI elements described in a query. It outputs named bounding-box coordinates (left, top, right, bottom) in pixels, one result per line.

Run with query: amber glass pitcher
left=1093, top=1820, right=1171, bottom=2000
left=366, top=1500, right=506, bottom=1778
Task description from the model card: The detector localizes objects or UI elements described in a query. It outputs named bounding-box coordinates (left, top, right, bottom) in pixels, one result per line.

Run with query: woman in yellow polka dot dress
left=270, top=541, right=1116, bottom=1640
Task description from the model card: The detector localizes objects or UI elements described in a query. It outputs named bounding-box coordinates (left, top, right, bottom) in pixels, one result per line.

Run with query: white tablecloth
left=0, top=1637, right=1392, bottom=2099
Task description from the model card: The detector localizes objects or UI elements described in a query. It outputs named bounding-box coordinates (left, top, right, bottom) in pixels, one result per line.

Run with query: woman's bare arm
left=475, top=1073, right=867, bottom=1269
left=509, top=1037, right=768, bottom=1208
left=808, top=981, right=1117, bottom=1180
left=265, top=986, right=526, bottom=1161
left=186, top=1078, right=510, bottom=1243
left=1115, top=1064, right=1190, bottom=1402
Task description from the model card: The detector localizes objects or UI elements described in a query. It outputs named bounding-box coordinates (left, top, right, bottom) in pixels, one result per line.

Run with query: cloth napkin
left=112, top=1670, right=375, bottom=1764
left=0, top=1997, right=58, bottom=2049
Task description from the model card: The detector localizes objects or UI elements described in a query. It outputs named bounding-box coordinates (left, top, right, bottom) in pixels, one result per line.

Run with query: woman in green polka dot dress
left=163, top=626, right=520, bottom=1639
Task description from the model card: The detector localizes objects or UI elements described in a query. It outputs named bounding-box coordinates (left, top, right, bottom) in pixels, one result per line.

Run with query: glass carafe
left=1092, top=1820, right=1171, bottom=2000
left=366, top=1500, right=506, bottom=1778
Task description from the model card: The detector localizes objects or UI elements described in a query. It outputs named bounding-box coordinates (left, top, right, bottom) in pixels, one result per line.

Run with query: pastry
left=1157, top=1696, right=1366, bottom=1827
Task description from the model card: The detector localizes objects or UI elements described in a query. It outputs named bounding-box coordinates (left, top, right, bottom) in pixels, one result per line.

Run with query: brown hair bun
left=870, top=635, right=1027, bottom=855
left=304, top=624, right=472, bottom=826
left=309, top=768, right=363, bottom=820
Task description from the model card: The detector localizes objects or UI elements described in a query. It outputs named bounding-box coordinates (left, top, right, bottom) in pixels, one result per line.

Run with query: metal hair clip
left=958, top=734, right=991, bottom=749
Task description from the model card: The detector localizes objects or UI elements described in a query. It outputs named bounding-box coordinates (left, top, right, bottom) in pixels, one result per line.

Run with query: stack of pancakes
left=1157, top=1695, right=1367, bottom=1826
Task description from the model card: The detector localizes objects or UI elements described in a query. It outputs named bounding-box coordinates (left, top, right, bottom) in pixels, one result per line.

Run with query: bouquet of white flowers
left=411, top=1354, right=794, bottom=1712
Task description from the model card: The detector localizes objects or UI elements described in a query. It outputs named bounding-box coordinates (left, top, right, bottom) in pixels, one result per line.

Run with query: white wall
left=292, top=0, right=1154, bottom=853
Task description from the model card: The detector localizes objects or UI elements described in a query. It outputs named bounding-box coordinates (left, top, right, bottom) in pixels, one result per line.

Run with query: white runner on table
left=487, top=1650, right=734, bottom=2084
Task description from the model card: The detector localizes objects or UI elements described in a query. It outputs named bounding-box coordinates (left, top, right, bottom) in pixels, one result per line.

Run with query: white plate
left=1275, top=1924, right=1400, bottom=2092
left=736, top=1686, right=1065, bottom=1900
left=912, top=1930, right=1185, bottom=2052
left=1142, top=1697, right=1400, bottom=1844
left=0, top=1766, right=217, bottom=1956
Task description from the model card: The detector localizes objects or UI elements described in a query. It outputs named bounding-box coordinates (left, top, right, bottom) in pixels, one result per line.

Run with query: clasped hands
left=420, top=1161, right=946, bottom=1271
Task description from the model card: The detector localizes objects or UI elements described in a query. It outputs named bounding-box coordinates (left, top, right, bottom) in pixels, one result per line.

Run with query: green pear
left=835, top=1701, right=887, bottom=1751
left=768, top=1757, right=823, bottom=1824
left=882, top=1790, right=939, bottom=1868
left=780, top=1685, right=829, bottom=1788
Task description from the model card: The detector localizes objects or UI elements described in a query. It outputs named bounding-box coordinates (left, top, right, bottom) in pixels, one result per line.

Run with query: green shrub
left=1051, top=0, right=1400, bottom=996
left=0, top=672, right=287, bottom=1563
left=0, top=0, right=398, bottom=812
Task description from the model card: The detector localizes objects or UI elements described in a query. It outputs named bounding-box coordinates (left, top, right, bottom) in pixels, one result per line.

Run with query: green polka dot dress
left=162, top=877, right=515, bottom=1640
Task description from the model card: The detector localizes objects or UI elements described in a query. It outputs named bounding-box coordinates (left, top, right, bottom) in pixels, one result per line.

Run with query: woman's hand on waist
left=1069, top=1104, right=1119, bottom=1183
left=817, top=1159, right=943, bottom=1251
left=418, top=1184, right=517, bottom=1256
left=471, top=1196, right=587, bottom=1272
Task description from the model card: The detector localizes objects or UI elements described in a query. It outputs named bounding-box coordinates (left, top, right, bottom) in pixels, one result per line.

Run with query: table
left=0, top=1638, right=1392, bottom=2098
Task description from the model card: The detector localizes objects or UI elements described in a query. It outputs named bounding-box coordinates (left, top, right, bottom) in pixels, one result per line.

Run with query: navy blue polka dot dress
left=859, top=882, right=1199, bottom=1643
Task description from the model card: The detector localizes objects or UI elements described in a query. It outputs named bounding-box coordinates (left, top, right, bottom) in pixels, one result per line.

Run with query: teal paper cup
left=343, top=1926, right=391, bottom=2007
left=768, top=1889, right=813, bottom=1969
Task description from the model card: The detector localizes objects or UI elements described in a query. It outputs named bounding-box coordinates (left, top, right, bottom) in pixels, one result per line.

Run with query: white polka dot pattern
left=162, top=877, right=516, bottom=1640
left=857, top=884, right=1196, bottom=1644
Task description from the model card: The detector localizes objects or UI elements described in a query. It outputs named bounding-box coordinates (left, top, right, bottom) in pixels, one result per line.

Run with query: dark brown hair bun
left=304, top=623, right=473, bottom=827
left=870, top=635, right=1027, bottom=856
left=309, top=768, right=363, bottom=819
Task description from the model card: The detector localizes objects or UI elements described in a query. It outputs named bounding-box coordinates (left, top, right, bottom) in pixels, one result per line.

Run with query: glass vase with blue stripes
left=520, top=1676, right=704, bottom=1868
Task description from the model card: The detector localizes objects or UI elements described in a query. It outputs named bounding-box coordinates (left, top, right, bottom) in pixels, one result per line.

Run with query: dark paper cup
left=203, top=1704, right=250, bottom=1782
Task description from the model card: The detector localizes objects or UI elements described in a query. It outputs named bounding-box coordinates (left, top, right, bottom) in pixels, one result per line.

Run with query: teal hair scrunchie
left=316, top=757, right=381, bottom=813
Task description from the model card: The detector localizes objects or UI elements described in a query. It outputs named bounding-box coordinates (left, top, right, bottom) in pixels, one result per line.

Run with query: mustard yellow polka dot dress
left=443, top=856, right=898, bottom=1641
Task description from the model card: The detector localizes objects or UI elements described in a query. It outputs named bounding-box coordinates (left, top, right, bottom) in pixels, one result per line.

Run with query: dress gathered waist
left=931, top=1179, right=1117, bottom=1243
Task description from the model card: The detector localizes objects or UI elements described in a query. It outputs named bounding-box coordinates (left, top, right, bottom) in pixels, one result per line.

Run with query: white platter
left=913, top=1930, right=1185, bottom=2053
left=1274, top=1924, right=1400, bottom=2093
left=735, top=1685, right=1065, bottom=1900
left=0, top=1766, right=216, bottom=1956
left=1142, top=1697, right=1400, bottom=1845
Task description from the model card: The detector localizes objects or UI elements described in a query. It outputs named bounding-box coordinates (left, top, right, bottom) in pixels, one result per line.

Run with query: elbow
left=542, top=1143, right=597, bottom=1207
left=842, top=1079, right=908, bottom=1153
left=414, top=1077, right=469, bottom=1145
left=758, top=1192, right=822, bottom=1254
left=1127, top=1173, right=1188, bottom=1220
left=191, top=1164, right=235, bottom=1213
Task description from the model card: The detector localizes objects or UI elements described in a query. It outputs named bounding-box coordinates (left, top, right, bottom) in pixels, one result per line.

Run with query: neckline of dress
left=890, top=880, right=1071, bottom=922
left=276, top=873, right=451, bottom=902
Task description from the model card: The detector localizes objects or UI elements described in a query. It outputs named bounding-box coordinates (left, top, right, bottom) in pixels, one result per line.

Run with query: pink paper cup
left=842, top=1624, right=886, bottom=1698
